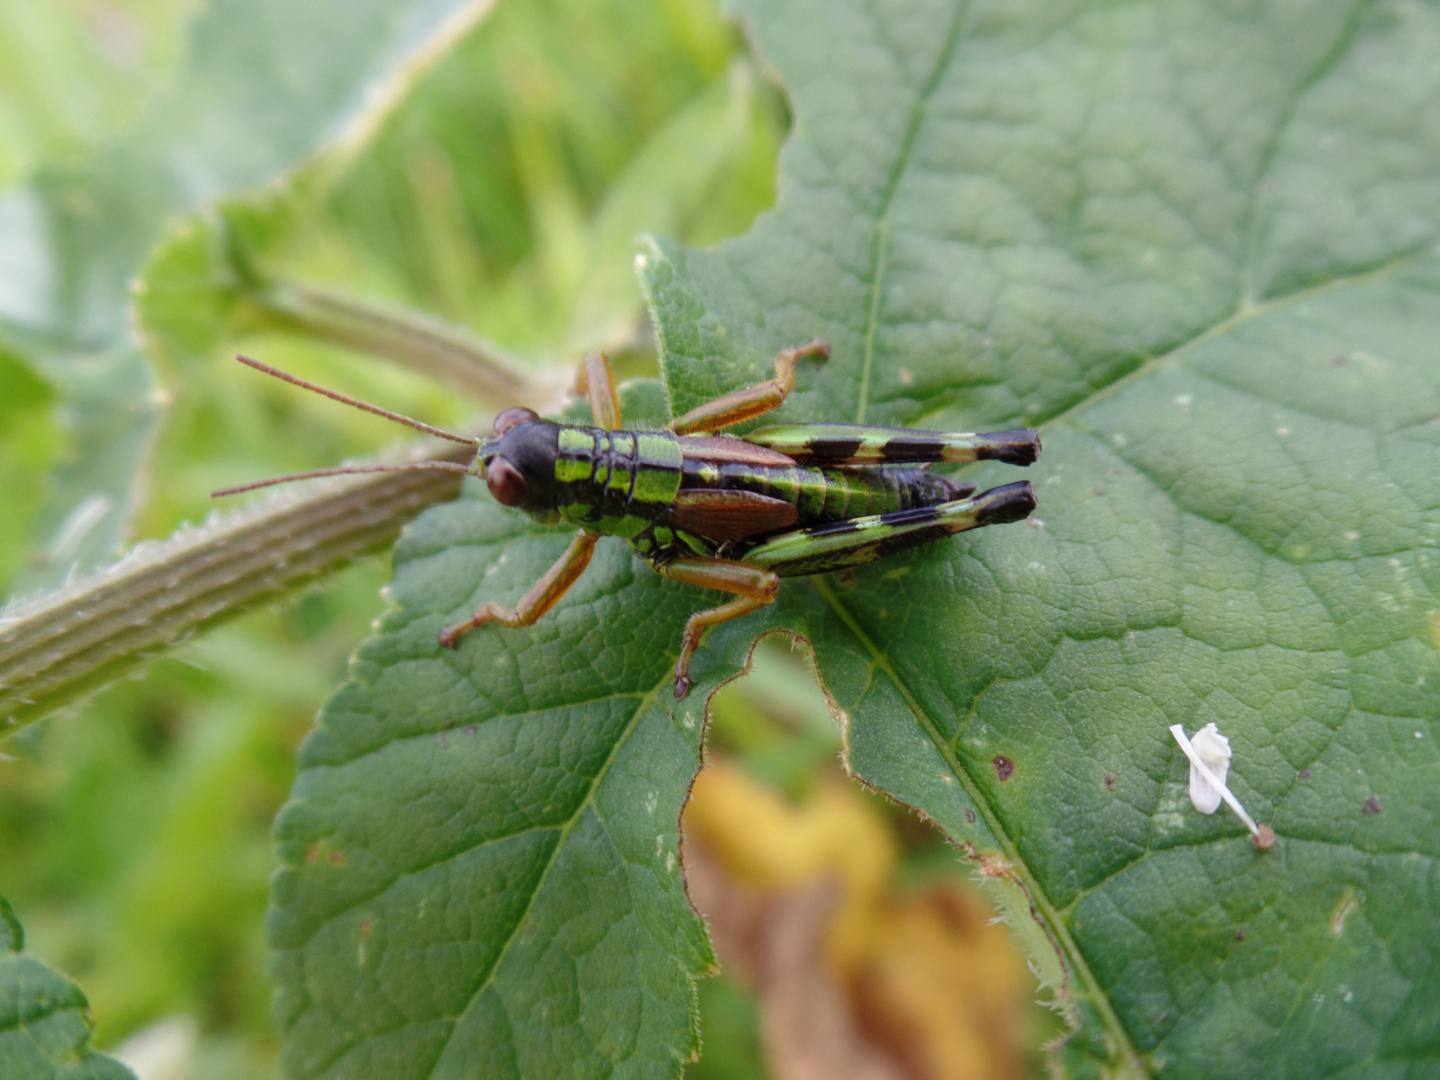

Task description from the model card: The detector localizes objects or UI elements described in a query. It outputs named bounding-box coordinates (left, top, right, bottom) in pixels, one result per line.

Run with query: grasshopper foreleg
left=439, top=530, right=598, bottom=648
left=652, top=557, right=780, bottom=699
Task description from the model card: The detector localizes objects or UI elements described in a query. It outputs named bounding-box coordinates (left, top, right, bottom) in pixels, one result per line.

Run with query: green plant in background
left=3, top=1, right=1440, bottom=1079
left=1, top=0, right=787, bottom=1075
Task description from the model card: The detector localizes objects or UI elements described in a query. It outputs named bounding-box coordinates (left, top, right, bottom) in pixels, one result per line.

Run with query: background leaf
left=637, top=0, right=1440, bottom=1076
left=1, top=0, right=788, bottom=1074
left=0, top=895, right=135, bottom=1080
left=0, top=0, right=498, bottom=596
left=269, top=500, right=722, bottom=1079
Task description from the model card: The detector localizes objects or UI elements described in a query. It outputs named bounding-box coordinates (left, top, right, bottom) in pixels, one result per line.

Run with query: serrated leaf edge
left=807, top=576, right=1150, bottom=1078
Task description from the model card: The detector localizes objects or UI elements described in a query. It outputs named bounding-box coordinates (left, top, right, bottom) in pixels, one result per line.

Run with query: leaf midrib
left=808, top=575, right=1151, bottom=1076
left=853, top=0, right=969, bottom=424
left=423, top=667, right=677, bottom=1079
left=293, top=670, right=678, bottom=1080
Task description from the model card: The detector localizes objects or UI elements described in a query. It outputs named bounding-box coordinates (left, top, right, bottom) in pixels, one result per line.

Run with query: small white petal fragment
left=1186, top=723, right=1232, bottom=813
left=1169, top=723, right=1264, bottom=841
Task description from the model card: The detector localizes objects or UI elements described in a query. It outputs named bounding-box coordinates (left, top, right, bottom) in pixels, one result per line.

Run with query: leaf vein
left=1235, top=0, right=1375, bottom=307
left=808, top=575, right=1151, bottom=1076
left=422, top=670, right=674, bottom=1078
left=854, top=0, right=970, bottom=423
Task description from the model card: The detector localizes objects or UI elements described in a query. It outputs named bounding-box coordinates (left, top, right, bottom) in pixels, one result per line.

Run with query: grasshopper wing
left=662, top=489, right=799, bottom=540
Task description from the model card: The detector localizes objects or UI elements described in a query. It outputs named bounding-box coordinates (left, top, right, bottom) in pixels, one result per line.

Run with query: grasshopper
left=217, top=343, right=1039, bottom=698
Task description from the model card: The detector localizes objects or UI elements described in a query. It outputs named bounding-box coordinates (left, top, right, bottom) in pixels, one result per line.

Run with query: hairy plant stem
left=248, top=278, right=537, bottom=404
left=0, top=445, right=473, bottom=735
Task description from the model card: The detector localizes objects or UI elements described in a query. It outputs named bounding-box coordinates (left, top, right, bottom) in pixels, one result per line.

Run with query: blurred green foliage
left=0, top=353, right=58, bottom=590
left=0, top=0, right=196, bottom=603
left=0, top=0, right=787, bottom=1074
left=0, top=0, right=193, bottom=188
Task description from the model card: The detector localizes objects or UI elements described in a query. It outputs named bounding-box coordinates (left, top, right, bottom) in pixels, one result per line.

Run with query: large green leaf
left=268, top=380, right=729, bottom=1079
left=269, top=494, right=722, bottom=1078
left=0, top=0, right=496, bottom=596
left=640, top=0, right=1440, bottom=1076
left=271, top=0, right=1440, bottom=1077
left=0, top=896, right=135, bottom=1080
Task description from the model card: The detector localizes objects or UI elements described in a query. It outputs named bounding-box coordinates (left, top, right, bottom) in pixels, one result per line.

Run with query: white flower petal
left=1187, top=722, right=1231, bottom=814
left=1169, top=723, right=1263, bottom=841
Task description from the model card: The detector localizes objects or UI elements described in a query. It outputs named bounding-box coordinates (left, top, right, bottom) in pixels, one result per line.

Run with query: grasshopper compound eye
left=494, top=407, right=539, bottom=435
left=486, top=456, right=531, bottom=507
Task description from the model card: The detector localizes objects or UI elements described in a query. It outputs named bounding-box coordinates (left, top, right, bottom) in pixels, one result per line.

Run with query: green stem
left=0, top=447, right=472, bottom=735
left=248, top=279, right=536, bottom=404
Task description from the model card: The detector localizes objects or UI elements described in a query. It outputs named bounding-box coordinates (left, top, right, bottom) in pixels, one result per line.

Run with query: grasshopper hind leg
left=738, top=481, right=1036, bottom=578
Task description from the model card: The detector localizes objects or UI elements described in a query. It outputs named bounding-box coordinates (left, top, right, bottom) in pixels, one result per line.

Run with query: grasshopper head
left=477, top=409, right=562, bottom=525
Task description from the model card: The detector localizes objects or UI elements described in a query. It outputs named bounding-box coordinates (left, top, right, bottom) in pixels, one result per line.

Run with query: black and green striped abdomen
left=552, top=426, right=683, bottom=538
left=680, top=459, right=967, bottom=528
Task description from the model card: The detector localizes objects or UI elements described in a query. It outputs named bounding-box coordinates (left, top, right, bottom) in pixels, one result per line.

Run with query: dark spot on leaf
left=1093, top=488, right=1106, bottom=497
left=328, top=850, right=346, bottom=867
left=306, top=843, right=320, bottom=864
left=1332, top=355, right=1347, bottom=367
left=993, top=755, right=1014, bottom=782
left=1234, top=929, right=1245, bottom=942
left=1104, top=773, right=1117, bottom=790
left=965, top=808, right=976, bottom=824
left=465, top=726, right=477, bottom=735
left=358, top=918, right=374, bottom=939
left=1364, top=795, right=1381, bottom=814
left=1252, top=825, right=1276, bottom=851
left=1299, top=767, right=1312, bottom=779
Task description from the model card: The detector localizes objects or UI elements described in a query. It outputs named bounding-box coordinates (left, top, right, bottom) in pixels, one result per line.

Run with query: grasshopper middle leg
left=653, top=557, right=780, bottom=698
left=669, top=339, right=829, bottom=436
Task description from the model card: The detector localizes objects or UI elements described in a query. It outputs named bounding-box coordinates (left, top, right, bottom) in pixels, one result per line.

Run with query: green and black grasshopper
left=217, top=343, right=1039, bottom=698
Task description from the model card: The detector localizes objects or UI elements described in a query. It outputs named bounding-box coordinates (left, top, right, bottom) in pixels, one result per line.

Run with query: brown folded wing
left=663, top=488, right=799, bottom=540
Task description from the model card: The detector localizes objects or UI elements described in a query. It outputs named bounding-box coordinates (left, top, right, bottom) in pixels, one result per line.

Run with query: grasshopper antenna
left=234, top=354, right=481, bottom=446
left=212, top=461, right=475, bottom=498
